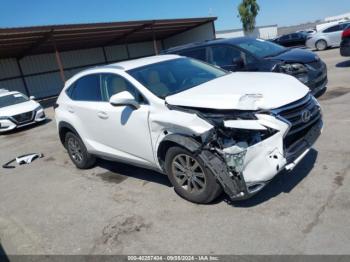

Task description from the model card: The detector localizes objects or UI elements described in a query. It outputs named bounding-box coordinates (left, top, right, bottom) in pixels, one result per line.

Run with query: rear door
left=67, top=74, right=104, bottom=145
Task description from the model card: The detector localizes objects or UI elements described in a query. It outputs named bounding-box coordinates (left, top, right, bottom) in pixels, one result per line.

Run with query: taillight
left=342, top=29, right=350, bottom=39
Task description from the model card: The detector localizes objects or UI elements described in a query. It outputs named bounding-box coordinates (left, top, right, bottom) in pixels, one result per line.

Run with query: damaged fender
left=149, top=110, right=248, bottom=199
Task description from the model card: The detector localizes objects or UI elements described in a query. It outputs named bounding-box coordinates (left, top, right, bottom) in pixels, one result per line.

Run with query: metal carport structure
left=0, top=17, right=216, bottom=99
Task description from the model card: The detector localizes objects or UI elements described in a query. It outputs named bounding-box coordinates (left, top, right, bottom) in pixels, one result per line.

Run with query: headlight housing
left=274, top=63, right=309, bottom=84
left=34, top=105, right=43, bottom=112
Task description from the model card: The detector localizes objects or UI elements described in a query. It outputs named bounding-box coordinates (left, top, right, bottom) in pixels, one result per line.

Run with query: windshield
left=236, top=38, right=287, bottom=58
left=127, top=58, right=227, bottom=99
left=0, top=93, right=28, bottom=108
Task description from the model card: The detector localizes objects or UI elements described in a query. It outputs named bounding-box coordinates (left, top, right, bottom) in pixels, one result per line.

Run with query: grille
left=12, top=111, right=34, bottom=124
left=273, top=95, right=321, bottom=148
left=307, top=60, right=323, bottom=70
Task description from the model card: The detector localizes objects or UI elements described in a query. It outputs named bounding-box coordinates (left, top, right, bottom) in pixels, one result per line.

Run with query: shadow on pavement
left=97, top=149, right=317, bottom=206
left=336, top=60, right=350, bottom=68
left=97, top=158, right=172, bottom=187
left=223, top=149, right=318, bottom=207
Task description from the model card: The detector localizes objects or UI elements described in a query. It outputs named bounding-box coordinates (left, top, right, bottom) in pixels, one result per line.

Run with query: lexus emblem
left=301, top=110, right=312, bottom=123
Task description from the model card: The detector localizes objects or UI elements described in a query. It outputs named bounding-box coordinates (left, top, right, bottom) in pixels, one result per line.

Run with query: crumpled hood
left=0, top=100, right=39, bottom=117
left=165, top=72, right=309, bottom=110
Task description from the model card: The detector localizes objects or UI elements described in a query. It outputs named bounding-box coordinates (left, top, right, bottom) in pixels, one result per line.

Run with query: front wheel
left=65, top=132, right=96, bottom=169
left=316, top=40, right=327, bottom=51
left=165, top=146, right=222, bottom=204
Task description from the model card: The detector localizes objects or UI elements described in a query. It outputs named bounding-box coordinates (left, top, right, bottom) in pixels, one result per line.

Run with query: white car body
left=306, top=22, right=350, bottom=50
left=0, top=89, right=46, bottom=132
left=55, top=55, right=323, bottom=200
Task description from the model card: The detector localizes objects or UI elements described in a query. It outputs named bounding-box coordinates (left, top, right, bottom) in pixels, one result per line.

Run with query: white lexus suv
left=0, top=89, right=46, bottom=133
left=55, top=55, right=322, bottom=203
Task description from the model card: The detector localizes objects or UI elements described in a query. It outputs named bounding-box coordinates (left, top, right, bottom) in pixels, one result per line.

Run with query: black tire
left=165, top=146, right=222, bottom=204
left=316, top=40, right=327, bottom=51
left=64, top=132, right=96, bottom=169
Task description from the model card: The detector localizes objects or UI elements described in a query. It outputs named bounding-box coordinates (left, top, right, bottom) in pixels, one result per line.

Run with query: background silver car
left=306, top=22, right=350, bottom=51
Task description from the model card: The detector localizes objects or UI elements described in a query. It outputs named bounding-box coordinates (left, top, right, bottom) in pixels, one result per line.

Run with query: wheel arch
left=315, top=38, right=328, bottom=49
left=58, top=121, right=80, bottom=147
left=157, top=134, right=202, bottom=169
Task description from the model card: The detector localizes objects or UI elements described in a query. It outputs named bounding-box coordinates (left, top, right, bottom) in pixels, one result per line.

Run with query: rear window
left=323, top=25, right=342, bottom=33
left=70, top=74, right=102, bottom=102
left=0, top=93, right=28, bottom=108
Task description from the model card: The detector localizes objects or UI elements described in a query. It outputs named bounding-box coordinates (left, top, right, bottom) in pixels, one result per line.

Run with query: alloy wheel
left=171, top=154, right=206, bottom=193
left=67, top=137, right=84, bottom=163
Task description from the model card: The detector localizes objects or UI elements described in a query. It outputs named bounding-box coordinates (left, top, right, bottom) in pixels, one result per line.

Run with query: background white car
left=306, top=22, right=350, bottom=51
left=0, top=89, right=46, bottom=133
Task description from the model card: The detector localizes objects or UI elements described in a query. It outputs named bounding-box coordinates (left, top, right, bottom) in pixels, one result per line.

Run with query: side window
left=291, top=33, right=299, bottom=39
left=209, top=45, right=243, bottom=67
left=70, top=74, right=102, bottom=102
left=340, top=23, right=350, bottom=30
left=280, top=35, right=290, bottom=41
left=324, top=25, right=341, bottom=33
left=100, top=74, right=145, bottom=103
left=179, top=48, right=206, bottom=61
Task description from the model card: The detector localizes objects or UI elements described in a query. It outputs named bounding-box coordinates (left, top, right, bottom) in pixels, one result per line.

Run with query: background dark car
left=340, top=25, right=350, bottom=57
left=273, top=32, right=307, bottom=47
left=163, top=37, right=327, bottom=96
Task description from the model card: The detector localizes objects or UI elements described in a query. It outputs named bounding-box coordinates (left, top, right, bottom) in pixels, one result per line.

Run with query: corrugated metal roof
left=0, top=17, right=216, bottom=59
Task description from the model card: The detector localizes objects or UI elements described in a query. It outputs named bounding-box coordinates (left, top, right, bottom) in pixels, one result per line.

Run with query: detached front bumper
left=220, top=95, right=322, bottom=200
left=0, top=109, right=46, bottom=133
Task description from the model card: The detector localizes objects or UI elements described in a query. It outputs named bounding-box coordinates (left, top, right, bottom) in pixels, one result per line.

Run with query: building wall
left=0, top=22, right=215, bottom=99
left=163, top=22, right=215, bottom=49
left=0, top=41, right=160, bottom=99
left=325, top=13, right=350, bottom=22
left=216, top=25, right=278, bottom=40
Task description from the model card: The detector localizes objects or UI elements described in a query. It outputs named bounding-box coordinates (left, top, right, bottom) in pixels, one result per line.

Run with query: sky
left=0, top=0, right=349, bottom=30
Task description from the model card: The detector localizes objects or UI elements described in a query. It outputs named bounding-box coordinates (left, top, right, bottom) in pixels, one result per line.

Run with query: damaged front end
left=153, top=94, right=322, bottom=201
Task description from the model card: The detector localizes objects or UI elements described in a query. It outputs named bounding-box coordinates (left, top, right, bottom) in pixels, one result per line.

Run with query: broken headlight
left=274, top=63, right=309, bottom=84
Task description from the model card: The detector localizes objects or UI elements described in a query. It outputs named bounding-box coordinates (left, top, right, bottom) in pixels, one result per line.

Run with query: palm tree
left=237, top=0, right=260, bottom=33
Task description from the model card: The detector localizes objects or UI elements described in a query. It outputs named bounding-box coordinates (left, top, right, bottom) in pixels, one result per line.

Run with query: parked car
left=55, top=55, right=323, bottom=203
left=306, top=22, right=350, bottom=51
left=297, top=29, right=316, bottom=36
left=0, top=89, right=46, bottom=133
left=273, top=32, right=307, bottom=47
left=340, top=24, right=350, bottom=56
left=163, top=37, right=327, bottom=96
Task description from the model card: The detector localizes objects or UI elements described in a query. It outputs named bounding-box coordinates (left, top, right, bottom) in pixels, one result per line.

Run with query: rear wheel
left=316, top=40, right=327, bottom=51
left=165, top=146, right=222, bottom=204
left=65, top=132, right=96, bottom=169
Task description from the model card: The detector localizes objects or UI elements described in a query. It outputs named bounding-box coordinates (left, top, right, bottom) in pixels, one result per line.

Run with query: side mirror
left=29, top=96, right=35, bottom=100
left=109, top=91, right=140, bottom=109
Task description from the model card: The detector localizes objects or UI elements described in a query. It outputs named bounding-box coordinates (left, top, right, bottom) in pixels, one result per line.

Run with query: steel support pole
left=52, top=39, right=66, bottom=83
left=15, top=58, right=30, bottom=97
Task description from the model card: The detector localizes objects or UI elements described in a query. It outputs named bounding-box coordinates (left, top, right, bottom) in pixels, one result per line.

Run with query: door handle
left=97, top=111, right=109, bottom=119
